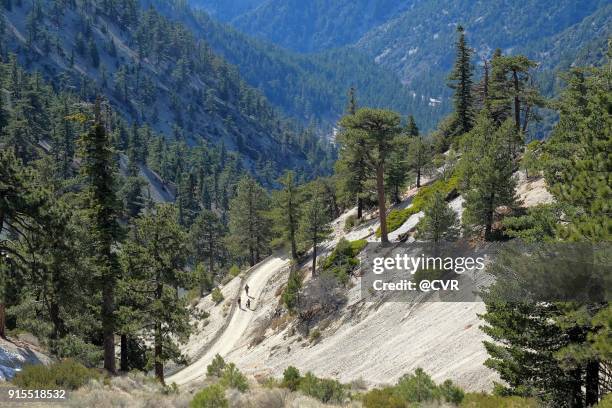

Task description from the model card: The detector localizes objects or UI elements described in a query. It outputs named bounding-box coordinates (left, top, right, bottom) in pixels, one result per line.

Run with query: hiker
left=237, top=297, right=241, bottom=309
left=246, top=299, right=251, bottom=310
left=245, top=284, right=250, bottom=297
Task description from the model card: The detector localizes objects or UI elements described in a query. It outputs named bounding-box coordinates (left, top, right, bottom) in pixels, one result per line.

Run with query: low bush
left=207, top=354, right=226, bottom=378
left=344, top=214, right=359, bottom=231
left=377, top=175, right=460, bottom=236
left=190, top=384, right=228, bottom=408
left=211, top=287, right=224, bottom=304
left=439, top=379, right=465, bottom=404
left=228, top=265, right=241, bottom=278
left=362, top=387, right=405, bottom=408
left=322, top=238, right=367, bottom=283
left=12, top=359, right=100, bottom=390
left=360, top=368, right=465, bottom=406
left=282, top=366, right=301, bottom=391
left=298, top=372, right=347, bottom=404
left=460, top=393, right=538, bottom=407
left=220, top=363, right=249, bottom=392
left=309, top=328, right=321, bottom=343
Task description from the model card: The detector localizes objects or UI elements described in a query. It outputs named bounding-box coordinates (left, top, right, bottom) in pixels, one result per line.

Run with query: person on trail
left=245, top=284, right=250, bottom=297
left=246, top=299, right=251, bottom=310
left=237, top=297, right=241, bottom=309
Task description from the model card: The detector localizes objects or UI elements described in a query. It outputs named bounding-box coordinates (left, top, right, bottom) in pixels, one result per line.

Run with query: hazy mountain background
left=190, top=0, right=611, bottom=134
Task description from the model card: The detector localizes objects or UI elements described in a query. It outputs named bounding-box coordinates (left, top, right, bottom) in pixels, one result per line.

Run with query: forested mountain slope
left=356, top=0, right=611, bottom=95
left=145, top=0, right=442, bottom=130
left=0, top=0, right=332, bottom=179
left=197, top=0, right=611, bottom=131
left=187, top=0, right=264, bottom=22
left=230, top=0, right=411, bottom=53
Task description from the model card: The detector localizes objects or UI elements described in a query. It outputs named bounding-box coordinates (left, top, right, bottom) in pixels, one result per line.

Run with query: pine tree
left=299, top=181, right=331, bottom=275
left=416, top=190, right=459, bottom=243
left=78, top=101, right=122, bottom=373
left=385, top=140, right=410, bottom=204
left=190, top=209, right=225, bottom=278
left=448, top=25, right=474, bottom=137
left=271, top=171, right=301, bottom=260
left=405, top=115, right=419, bottom=138
left=346, top=86, right=357, bottom=115
left=340, top=108, right=402, bottom=244
left=228, top=175, right=271, bottom=266
left=408, top=134, right=432, bottom=189
left=462, top=113, right=517, bottom=240
left=120, top=204, right=192, bottom=384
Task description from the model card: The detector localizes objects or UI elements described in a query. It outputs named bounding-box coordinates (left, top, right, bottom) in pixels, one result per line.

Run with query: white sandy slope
left=167, top=255, right=290, bottom=385
left=171, top=173, right=552, bottom=391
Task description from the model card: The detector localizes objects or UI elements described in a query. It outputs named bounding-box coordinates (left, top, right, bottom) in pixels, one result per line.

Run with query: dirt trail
left=167, top=255, right=289, bottom=386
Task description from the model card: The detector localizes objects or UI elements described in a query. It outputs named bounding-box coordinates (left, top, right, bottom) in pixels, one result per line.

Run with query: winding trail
left=167, top=255, right=289, bottom=386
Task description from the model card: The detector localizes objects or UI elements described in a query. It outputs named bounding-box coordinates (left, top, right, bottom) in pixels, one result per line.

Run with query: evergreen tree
left=447, top=25, right=474, bottom=137
left=416, top=190, right=459, bottom=243
left=385, top=139, right=410, bottom=204
left=462, top=113, right=517, bottom=240
left=271, top=171, right=301, bottom=260
left=405, top=115, right=419, bottom=138
left=120, top=204, right=192, bottom=384
left=408, top=134, right=432, bottom=188
left=299, top=181, right=331, bottom=275
left=77, top=102, right=122, bottom=373
left=227, top=175, right=271, bottom=266
left=190, top=209, right=225, bottom=278
left=340, top=108, right=402, bottom=244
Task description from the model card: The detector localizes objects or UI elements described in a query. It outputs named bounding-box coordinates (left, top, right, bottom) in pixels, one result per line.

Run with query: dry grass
left=65, top=372, right=191, bottom=408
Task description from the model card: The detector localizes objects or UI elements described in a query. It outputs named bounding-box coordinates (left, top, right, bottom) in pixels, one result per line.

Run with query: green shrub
left=190, top=384, right=228, bottom=408
left=220, top=363, right=248, bottom=392
left=439, top=379, right=465, bottom=404
left=377, top=175, right=460, bottom=236
left=298, top=372, right=347, bottom=404
left=413, top=267, right=446, bottom=287
left=282, top=366, right=301, bottom=391
left=211, top=287, right=224, bottom=304
left=460, top=393, right=538, bottom=407
left=52, top=335, right=103, bottom=368
left=207, top=354, right=226, bottom=378
left=322, top=238, right=367, bottom=283
left=344, top=214, right=359, bottom=231
left=12, top=359, right=100, bottom=390
left=228, top=265, right=241, bottom=278
left=362, top=387, right=405, bottom=408
left=282, top=270, right=302, bottom=311
left=394, top=367, right=439, bottom=403
left=309, top=328, right=321, bottom=343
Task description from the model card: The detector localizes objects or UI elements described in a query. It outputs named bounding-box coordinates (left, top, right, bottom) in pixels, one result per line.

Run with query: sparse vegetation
left=377, top=175, right=460, bottom=236
left=360, top=368, right=464, bottom=407
left=190, top=384, right=228, bottom=408
left=211, top=288, right=225, bottom=304
left=322, top=238, right=367, bottom=283
left=13, top=359, right=100, bottom=390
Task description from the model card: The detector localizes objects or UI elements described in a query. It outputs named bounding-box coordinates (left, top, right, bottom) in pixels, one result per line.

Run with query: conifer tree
left=448, top=25, right=474, bottom=137
left=190, top=209, right=225, bottom=278
left=462, top=113, right=517, bottom=240
left=228, top=175, right=271, bottom=266
left=340, top=108, right=402, bottom=244
left=385, top=139, right=410, bottom=204
left=408, top=134, right=432, bottom=188
left=78, top=101, right=122, bottom=373
left=299, top=181, right=331, bottom=275
left=416, top=190, right=459, bottom=243
left=405, top=115, right=419, bottom=138
left=120, top=204, right=192, bottom=384
left=271, top=171, right=301, bottom=259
